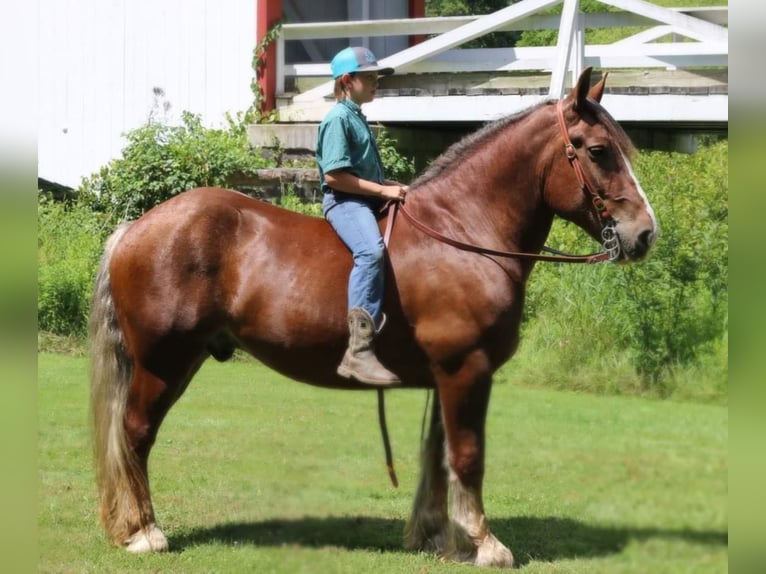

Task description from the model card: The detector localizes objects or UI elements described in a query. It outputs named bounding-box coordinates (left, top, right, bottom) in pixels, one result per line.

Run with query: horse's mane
left=410, top=98, right=636, bottom=190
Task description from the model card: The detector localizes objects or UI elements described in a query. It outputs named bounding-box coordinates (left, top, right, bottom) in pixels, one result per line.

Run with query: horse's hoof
left=125, top=524, right=168, bottom=553
left=442, top=533, right=514, bottom=568
left=475, top=533, right=514, bottom=568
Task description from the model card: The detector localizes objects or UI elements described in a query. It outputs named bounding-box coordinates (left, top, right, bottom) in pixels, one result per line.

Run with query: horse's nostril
left=638, top=229, right=654, bottom=249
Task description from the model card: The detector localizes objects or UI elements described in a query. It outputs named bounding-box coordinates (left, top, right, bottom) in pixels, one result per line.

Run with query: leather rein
left=383, top=100, right=620, bottom=264
left=376, top=100, right=621, bottom=489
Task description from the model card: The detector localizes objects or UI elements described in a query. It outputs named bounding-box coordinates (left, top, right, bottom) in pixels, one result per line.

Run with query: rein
left=375, top=99, right=622, bottom=489
left=382, top=100, right=621, bottom=264
left=377, top=389, right=398, bottom=488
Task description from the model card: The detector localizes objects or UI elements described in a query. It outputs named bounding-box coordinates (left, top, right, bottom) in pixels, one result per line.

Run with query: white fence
left=276, top=0, right=727, bottom=122
left=38, top=0, right=257, bottom=188
left=37, top=0, right=727, bottom=187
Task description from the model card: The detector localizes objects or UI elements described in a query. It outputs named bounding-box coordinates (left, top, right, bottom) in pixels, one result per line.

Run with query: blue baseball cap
left=330, top=46, right=394, bottom=79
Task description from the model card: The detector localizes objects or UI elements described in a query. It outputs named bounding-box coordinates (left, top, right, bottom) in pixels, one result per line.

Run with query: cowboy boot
left=337, top=307, right=400, bottom=386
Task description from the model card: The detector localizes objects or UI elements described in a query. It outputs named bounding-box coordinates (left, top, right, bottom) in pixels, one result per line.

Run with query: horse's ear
left=588, top=71, right=608, bottom=103
left=572, top=66, right=593, bottom=111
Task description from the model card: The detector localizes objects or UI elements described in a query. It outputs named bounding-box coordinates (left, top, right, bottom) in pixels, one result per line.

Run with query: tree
left=426, top=0, right=521, bottom=47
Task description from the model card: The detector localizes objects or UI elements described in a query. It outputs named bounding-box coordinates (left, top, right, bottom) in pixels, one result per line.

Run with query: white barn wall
left=38, top=0, right=257, bottom=188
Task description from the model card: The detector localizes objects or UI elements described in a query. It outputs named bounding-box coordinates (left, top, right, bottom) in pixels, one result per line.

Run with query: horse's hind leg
left=121, top=349, right=209, bottom=553
left=404, top=392, right=449, bottom=553
left=117, top=364, right=178, bottom=552
left=93, top=351, right=200, bottom=553
left=90, top=222, right=204, bottom=552
left=437, top=352, right=514, bottom=568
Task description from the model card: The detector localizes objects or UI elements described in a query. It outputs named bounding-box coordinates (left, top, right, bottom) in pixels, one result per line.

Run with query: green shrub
left=77, top=110, right=413, bottom=223
left=79, top=111, right=269, bottom=223
left=40, top=114, right=414, bottom=342
left=511, top=141, right=727, bottom=400
left=37, top=197, right=110, bottom=337
left=270, top=128, right=414, bottom=215
left=43, top=95, right=727, bottom=402
left=377, top=129, right=417, bottom=184
left=623, top=141, right=728, bottom=387
left=278, top=184, right=322, bottom=217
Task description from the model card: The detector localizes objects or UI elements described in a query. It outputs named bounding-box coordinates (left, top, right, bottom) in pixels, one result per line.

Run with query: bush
left=377, top=129, right=417, bottom=184
left=277, top=184, right=322, bottom=217
left=37, top=197, right=110, bottom=337
left=79, top=111, right=270, bottom=223
left=508, top=141, right=728, bottom=401
left=78, top=110, right=414, bottom=222
left=40, top=114, right=414, bottom=342
left=623, top=141, right=728, bottom=389
left=41, top=98, right=727, bottom=403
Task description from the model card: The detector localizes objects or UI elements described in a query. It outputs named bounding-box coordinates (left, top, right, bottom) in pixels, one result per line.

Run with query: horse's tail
left=89, top=222, right=140, bottom=545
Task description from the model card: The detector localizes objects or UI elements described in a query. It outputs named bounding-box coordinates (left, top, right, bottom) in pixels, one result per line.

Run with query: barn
left=38, top=0, right=422, bottom=188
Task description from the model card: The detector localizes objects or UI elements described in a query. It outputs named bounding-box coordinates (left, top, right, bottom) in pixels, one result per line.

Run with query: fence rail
left=274, top=0, right=727, bottom=108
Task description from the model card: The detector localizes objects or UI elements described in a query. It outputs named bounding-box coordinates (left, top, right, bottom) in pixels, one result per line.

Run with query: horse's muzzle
left=619, top=226, right=657, bottom=262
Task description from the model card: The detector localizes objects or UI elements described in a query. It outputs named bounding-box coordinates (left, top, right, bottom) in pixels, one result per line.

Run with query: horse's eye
left=588, top=146, right=607, bottom=159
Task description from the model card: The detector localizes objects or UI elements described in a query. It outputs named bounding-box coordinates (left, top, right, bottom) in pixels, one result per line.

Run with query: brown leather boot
left=337, top=307, right=400, bottom=386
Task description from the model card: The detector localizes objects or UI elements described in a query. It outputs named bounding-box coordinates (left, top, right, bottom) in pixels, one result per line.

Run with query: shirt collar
left=341, top=99, right=364, bottom=117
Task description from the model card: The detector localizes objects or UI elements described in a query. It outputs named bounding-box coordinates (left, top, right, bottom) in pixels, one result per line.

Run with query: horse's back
left=114, top=186, right=345, bottom=284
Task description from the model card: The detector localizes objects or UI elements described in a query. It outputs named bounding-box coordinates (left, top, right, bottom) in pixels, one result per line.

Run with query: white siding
left=38, top=0, right=257, bottom=187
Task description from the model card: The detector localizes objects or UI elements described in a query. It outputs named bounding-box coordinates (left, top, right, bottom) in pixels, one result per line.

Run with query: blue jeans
left=323, top=194, right=385, bottom=327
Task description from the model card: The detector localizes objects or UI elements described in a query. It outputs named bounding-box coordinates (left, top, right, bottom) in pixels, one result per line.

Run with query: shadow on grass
left=172, top=515, right=727, bottom=565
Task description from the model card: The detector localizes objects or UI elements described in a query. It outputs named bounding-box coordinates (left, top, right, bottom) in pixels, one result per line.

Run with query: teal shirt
left=316, top=99, right=385, bottom=213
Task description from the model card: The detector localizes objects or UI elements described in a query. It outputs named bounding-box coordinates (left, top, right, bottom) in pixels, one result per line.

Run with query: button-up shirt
left=316, top=99, right=386, bottom=214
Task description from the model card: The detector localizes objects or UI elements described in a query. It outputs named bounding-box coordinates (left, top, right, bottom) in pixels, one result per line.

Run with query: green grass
left=39, top=353, right=727, bottom=573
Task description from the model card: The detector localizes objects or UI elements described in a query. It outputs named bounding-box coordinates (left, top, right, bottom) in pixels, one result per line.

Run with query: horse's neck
left=409, top=112, right=557, bottom=253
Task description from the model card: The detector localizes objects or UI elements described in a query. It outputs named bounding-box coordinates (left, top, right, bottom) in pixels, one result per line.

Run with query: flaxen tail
left=89, top=222, right=143, bottom=545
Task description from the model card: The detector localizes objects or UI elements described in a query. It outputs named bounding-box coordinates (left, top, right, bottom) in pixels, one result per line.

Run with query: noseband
left=384, top=100, right=621, bottom=264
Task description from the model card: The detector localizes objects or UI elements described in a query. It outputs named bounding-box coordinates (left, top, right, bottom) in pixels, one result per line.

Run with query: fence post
left=572, top=7, right=584, bottom=82
left=256, top=0, right=283, bottom=112
left=549, top=0, right=580, bottom=99
left=409, top=0, right=426, bottom=46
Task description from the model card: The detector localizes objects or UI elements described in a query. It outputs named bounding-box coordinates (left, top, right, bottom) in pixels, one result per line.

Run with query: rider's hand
left=380, top=185, right=408, bottom=202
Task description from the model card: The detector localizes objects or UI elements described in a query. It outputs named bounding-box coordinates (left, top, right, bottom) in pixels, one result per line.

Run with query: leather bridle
left=555, top=99, right=613, bottom=227
left=383, top=99, right=620, bottom=264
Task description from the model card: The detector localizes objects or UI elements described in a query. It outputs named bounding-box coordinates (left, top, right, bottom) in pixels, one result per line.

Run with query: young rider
left=316, top=46, right=408, bottom=386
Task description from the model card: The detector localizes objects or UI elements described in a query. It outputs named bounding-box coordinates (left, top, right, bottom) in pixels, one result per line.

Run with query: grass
left=39, top=353, right=727, bottom=573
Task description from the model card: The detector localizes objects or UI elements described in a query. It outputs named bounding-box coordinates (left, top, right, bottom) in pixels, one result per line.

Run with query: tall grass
left=37, top=198, right=110, bottom=337
left=511, top=141, right=727, bottom=403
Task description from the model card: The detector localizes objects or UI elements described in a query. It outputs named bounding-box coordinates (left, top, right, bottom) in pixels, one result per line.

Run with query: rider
left=316, top=46, right=408, bottom=386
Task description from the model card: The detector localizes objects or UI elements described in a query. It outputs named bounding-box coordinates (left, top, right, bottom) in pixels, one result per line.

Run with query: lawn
left=39, top=353, right=727, bottom=573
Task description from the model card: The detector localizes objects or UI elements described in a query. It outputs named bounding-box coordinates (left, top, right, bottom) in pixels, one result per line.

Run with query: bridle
left=554, top=99, right=620, bottom=261
left=384, top=99, right=621, bottom=264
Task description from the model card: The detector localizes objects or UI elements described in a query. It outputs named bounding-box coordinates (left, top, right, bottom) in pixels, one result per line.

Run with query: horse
left=89, top=67, right=657, bottom=567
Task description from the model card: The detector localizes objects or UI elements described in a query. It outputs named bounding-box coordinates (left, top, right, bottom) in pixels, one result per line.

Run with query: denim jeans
left=323, top=194, right=385, bottom=327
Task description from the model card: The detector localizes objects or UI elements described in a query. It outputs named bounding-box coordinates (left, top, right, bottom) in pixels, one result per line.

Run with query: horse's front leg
left=438, top=350, right=514, bottom=568
left=404, top=392, right=449, bottom=553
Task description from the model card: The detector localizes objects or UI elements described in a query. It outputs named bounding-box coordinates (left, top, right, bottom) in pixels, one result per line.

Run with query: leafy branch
left=250, top=21, right=284, bottom=123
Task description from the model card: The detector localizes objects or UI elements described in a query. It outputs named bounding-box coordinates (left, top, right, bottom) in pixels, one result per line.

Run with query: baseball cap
left=330, top=47, right=394, bottom=79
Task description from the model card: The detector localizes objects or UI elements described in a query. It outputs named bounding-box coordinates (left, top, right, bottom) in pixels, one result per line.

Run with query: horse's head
left=546, top=67, right=657, bottom=262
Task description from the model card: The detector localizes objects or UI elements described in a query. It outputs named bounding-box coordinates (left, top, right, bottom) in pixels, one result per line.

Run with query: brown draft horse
left=90, top=68, right=656, bottom=567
